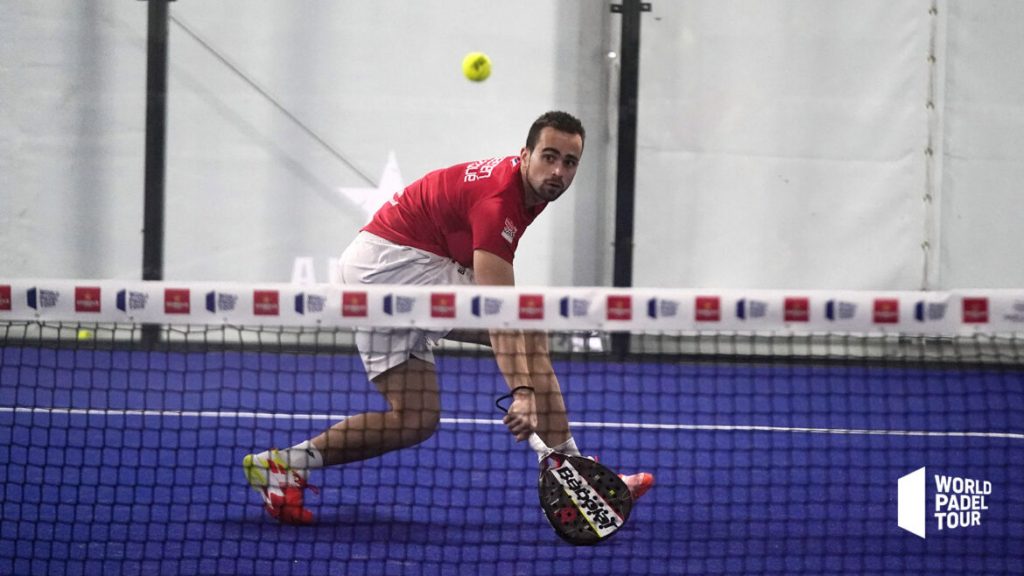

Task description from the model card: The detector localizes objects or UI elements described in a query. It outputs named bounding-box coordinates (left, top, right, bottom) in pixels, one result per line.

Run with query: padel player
left=244, top=111, right=654, bottom=524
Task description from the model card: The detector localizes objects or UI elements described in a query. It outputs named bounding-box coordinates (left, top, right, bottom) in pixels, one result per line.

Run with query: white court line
left=2, top=406, right=1022, bottom=441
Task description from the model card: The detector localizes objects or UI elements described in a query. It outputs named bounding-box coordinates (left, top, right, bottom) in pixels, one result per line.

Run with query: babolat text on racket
left=496, top=389, right=633, bottom=545
left=536, top=452, right=633, bottom=545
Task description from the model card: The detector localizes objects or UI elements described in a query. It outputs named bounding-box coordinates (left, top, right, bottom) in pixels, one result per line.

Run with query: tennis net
left=1, top=280, right=1022, bottom=575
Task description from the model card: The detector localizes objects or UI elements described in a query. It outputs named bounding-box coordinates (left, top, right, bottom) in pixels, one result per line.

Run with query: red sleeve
left=469, top=198, right=516, bottom=264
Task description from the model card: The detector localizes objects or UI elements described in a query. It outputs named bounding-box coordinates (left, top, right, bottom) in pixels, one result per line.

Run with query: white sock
left=256, top=440, right=324, bottom=481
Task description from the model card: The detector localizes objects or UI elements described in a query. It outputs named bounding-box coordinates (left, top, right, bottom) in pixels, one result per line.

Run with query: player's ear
left=520, top=146, right=531, bottom=165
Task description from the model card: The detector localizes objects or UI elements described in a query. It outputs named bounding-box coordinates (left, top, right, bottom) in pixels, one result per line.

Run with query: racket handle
left=529, top=433, right=555, bottom=462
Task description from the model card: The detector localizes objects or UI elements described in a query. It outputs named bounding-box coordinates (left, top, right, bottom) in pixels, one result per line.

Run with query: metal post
left=611, top=1, right=648, bottom=356
left=142, top=0, right=171, bottom=347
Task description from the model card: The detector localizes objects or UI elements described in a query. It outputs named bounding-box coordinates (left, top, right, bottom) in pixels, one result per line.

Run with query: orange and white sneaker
left=582, top=455, right=655, bottom=502
left=619, top=472, right=655, bottom=500
left=243, top=450, right=318, bottom=525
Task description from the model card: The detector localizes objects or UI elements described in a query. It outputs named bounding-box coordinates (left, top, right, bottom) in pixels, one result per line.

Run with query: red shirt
left=362, top=155, right=546, bottom=267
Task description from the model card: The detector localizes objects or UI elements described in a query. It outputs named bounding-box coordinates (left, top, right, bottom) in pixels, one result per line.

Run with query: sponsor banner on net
left=5, top=280, right=1024, bottom=333
left=898, top=467, right=994, bottom=539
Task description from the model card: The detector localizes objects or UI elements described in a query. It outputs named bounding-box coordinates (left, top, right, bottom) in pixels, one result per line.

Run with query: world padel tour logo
left=1004, top=301, right=1024, bottom=324
left=559, top=297, right=589, bottom=318
left=647, top=298, right=679, bottom=319
left=826, top=299, right=857, bottom=321
left=898, top=467, right=993, bottom=538
left=294, top=293, right=325, bottom=315
left=27, top=288, right=60, bottom=310
left=383, top=294, right=415, bottom=315
left=205, top=291, right=238, bottom=313
left=472, top=296, right=503, bottom=317
left=117, top=289, right=149, bottom=312
left=914, top=301, right=947, bottom=322
left=736, top=298, right=767, bottom=320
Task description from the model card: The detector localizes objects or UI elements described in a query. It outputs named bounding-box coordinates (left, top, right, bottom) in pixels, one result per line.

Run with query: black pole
left=611, top=1, right=646, bottom=356
left=142, top=0, right=170, bottom=346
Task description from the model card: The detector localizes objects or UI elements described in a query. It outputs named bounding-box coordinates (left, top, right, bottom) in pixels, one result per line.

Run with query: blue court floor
left=1, top=346, right=1022, bottom=575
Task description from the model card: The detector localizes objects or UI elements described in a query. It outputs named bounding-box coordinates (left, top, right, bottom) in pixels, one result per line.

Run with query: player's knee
left=394, top=407, right=440, bottom=445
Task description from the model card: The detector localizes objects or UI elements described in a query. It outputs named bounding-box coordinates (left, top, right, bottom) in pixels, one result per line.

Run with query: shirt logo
left=502, top=217, right=518, bottom=245
left=962, top=297, right=989, bottom=324
left=164, top=289, right=191, bottom=315
left=1, top=285, right=13, bottom=311
left=431, top=293, right=456, bottom=318
left=695, top=296, right=721, bottom=322
left=75, top=287, right=102, bottom=313
left=464, top=157, right=502, bottom=182
left=519, top=294, right=544, bottom=320
left=607, top=295, right=632, bottom=321
left=341, top=292, right=368, bottom=317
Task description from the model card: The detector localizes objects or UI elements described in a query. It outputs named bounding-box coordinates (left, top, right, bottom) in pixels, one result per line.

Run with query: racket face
left=537, top=455, right=633, bottom=545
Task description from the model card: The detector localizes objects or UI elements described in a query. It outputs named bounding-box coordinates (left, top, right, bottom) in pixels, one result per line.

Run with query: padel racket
left=496, top=390, right=633, bottom=545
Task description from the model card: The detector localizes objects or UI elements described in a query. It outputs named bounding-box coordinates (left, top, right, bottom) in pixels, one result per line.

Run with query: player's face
left=521, top=128, right=583, bottom=206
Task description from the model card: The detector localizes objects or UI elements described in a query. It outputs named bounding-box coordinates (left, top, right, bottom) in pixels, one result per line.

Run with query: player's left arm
left=474, top=249, right=571, bottom=446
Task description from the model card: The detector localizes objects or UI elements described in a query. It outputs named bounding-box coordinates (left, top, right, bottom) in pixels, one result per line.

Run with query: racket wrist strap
left=494, top=386, right=536, bottom=414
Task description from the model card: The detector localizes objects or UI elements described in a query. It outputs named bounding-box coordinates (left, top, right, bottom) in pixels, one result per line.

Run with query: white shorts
left=339, top=231, right=475, bottom=380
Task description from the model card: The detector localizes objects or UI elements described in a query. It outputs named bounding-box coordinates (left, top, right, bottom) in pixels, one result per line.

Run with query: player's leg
left=243, top=357, right=440, bottom=524
left=311, top=357, right=441, bottom=465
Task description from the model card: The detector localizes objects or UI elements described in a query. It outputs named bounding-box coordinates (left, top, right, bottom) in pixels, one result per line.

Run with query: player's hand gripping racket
left=496, top=389, right=634, bottom=545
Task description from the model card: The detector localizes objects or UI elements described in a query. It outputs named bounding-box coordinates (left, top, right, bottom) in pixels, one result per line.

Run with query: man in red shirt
left=244, top=111, right=652, bottom=524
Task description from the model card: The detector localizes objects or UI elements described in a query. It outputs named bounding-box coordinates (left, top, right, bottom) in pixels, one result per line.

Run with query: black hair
left=525, top=111, right=585, bottom=150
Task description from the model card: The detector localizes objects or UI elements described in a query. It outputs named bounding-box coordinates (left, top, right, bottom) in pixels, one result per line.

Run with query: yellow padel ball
left=462, top=52, right=491, bottom=82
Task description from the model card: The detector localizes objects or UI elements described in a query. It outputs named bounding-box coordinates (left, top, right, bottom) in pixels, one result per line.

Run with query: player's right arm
left=473, top=249, right=538, bottom=441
